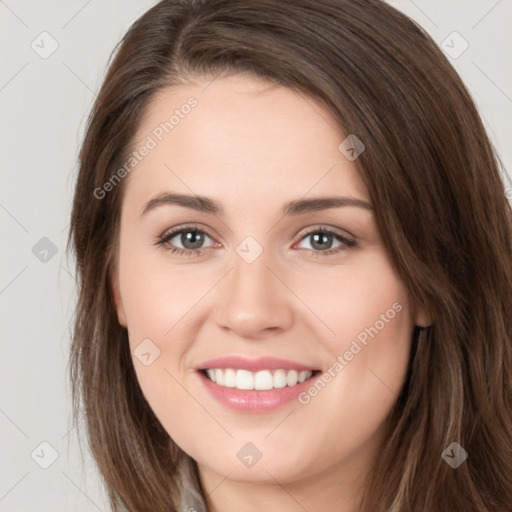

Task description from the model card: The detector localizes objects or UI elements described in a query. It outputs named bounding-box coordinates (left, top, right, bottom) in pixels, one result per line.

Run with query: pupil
left=312, top=233, right=332, bottom=250
left=183, top=231, right=204, bottom=249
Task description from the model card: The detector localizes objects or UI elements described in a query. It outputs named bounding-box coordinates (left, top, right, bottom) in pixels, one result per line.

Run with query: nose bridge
left=214, top=240, right=294, bottom=337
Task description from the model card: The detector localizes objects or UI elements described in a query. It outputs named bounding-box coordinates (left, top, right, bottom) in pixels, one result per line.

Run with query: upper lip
left=196, top=356, right=318, bottom=372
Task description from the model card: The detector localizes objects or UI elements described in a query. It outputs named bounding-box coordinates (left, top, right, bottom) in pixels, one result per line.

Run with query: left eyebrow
left=140, top=192, right=374, bottom=218
left=282, top=196, right=374, bottom=215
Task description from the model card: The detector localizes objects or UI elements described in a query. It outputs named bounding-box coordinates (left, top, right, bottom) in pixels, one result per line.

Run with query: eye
left=295, top=226, right=356, bottom=257
left=156, top=224, right=356, bottom=258
left=156, top=224, right=216, bottom=258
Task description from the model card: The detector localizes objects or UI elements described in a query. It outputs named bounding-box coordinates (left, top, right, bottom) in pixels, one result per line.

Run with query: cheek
left=326, top=259, right=414, bottom=396
left=291, top=252, right=413, bottom=356
left=290, top=257, right=414, bottom=438
left=118, top=241, right=206, bottom=347
left=115, top=239, right=198, bottom=403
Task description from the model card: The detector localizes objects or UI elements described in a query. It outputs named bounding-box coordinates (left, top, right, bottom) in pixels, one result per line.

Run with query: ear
left=110, top=268, right=127, bottom=328
left=414, top=303, right=432, bottom=328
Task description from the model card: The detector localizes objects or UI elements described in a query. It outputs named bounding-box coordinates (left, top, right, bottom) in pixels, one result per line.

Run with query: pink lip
left=197, top=370, right=317, bottom=413
left=196, top=355, right=316, bottom=372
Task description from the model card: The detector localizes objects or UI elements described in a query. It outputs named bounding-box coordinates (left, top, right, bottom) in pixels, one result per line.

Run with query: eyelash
left=156, top=224, right=356, bottom=258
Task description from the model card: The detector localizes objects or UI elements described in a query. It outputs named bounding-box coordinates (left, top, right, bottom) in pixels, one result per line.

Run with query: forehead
left=124, top=74, right=369, bottom=209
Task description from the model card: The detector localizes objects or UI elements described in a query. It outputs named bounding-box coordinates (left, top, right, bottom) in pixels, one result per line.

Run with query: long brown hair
left=67, top=0, right=512, bottom=510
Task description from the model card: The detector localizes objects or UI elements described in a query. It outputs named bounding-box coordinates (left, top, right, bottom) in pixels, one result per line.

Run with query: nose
left=213, top=248, right=295, bottom=340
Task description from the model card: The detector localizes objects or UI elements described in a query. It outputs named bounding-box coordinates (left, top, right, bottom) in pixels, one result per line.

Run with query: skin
left=111, top=73, right=430, bottom=512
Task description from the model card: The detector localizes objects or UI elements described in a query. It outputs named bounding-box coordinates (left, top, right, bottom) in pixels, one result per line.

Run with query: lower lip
left=197, top=371, right=317, bottom=413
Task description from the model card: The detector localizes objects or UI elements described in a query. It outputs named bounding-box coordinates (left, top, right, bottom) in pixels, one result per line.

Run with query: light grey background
left=1, top=1, right=511, bottom=510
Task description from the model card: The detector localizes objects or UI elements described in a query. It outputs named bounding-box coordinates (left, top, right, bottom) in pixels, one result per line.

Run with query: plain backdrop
left=1, top=1, right=511, bottom=510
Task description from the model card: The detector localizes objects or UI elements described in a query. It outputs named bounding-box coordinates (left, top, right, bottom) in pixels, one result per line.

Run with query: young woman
left=68, top=1, right=512, bottom=511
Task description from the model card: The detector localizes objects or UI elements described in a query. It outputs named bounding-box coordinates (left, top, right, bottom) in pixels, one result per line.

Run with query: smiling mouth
left=200, top=368, right=320, bottom=391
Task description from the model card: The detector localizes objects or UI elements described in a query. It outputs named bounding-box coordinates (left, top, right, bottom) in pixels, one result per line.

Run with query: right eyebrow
left=141, top=192, right=223, bottom=217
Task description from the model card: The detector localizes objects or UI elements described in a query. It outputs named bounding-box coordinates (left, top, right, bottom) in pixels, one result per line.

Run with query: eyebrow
left=141, top=192, right=374, bottom=217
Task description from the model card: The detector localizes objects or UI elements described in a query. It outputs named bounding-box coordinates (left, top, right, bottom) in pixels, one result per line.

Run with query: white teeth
left=236, top=369, right=254, bottom=390
left=254, top=370, right=273, bottom=390
left=204, top=368, right=313, bottom=390
left=298, top=371, right=308, bottom=383
left=286, top=370, right=298, bottom=387
left=273, top=369, right=287, bottom=388
left=223, top=368, right=236, bottom=388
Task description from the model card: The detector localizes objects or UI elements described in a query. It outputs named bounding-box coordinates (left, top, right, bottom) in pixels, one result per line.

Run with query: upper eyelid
left=299, top=224, right=355, bottom=239
left=161, top=224, right=215, bottom=241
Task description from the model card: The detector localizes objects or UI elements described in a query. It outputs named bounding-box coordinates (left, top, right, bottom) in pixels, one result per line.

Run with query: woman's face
left=111, top=74, right=428, bottom=495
